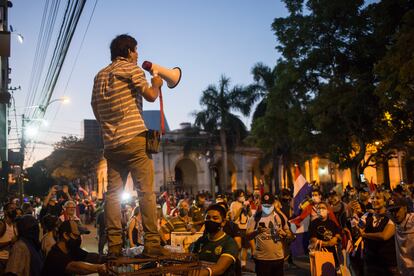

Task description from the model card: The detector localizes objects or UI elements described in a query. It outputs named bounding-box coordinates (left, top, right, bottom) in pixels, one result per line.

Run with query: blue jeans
left=104, top=134, right=160, bottom=252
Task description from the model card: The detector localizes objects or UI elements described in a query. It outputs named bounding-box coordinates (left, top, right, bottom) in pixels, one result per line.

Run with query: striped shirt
left=162, top=216, right=192, bottom=233
left=91, top=57, right=149, bottom=149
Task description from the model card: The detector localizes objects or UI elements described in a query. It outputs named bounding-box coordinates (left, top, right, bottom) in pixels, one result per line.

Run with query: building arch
left=214, top=157, right=237, bottom=192
left=174, top=158, right=199, bottom=194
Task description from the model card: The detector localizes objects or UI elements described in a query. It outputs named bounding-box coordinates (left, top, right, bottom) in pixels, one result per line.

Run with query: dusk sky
left=8, top=0, right=286, bottom=166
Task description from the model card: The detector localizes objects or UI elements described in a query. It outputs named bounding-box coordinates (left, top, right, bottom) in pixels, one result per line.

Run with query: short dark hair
left=234, top=189, right=245, bottom=199
left=216, top=201, right=228, bottom=213
left=311, top=189, right=322, bottom=196
left=110, top=34, right=137, bottom=61
left=317, top=202, right=329, bottom=208
left=42, top=215, right=58, bottom=232
left=206, top=204, right=227, bottom=220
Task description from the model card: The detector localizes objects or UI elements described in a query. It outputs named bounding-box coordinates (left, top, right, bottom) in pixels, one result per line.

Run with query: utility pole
left=19, top=114, right=25, bottom=202
left=0, top=0, right=11, bottom=199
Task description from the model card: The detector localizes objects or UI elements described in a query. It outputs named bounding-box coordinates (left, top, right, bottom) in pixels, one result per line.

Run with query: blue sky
left=8, top=0, right=286, bottom=166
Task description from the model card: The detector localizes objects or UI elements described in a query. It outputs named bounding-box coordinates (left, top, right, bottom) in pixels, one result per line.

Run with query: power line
left=49, top=0, right=99, bottom=128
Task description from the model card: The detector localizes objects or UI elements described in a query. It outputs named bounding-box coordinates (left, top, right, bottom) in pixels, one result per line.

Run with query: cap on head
left=261, top=193, right=275, bottom=205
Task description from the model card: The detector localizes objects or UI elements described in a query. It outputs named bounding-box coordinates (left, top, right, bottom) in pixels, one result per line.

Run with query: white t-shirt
left=230, top=201, right=249, bottom=230
left=246, top=212, right=288, bottom=260
left=395, top=212, right=414, bottom=275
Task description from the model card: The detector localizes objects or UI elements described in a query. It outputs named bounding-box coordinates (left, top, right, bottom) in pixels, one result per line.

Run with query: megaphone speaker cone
left=141, top=61, right=182, bottom=89
left=167, top=67, right=182, bottom=89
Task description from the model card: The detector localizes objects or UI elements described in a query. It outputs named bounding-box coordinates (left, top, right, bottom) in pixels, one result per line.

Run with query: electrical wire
left=21, top=0, right=89, bottom=166
left=49, top=0, right=99, bottom=128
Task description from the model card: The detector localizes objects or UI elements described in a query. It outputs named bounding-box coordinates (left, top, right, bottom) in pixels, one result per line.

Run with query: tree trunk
left=282, top=155, right=294, bottom=191
left=350, top=164, right=361, bottom=188
left=272, top=151, right=280, bottom=194
left=382, top=161, right=390, bottom=190
left=219, top=128, right=228, bottom=193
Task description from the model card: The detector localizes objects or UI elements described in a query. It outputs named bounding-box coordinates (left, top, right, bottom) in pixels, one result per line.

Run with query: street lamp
left=9, top=26, right=24, bottom=44
left=38, top=96, right=70, bottom=113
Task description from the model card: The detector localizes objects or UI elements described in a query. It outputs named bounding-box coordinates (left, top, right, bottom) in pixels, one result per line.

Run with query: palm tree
left=246, top=62, right=275, bottom=122
left=194, top=75, right=251, bottom=192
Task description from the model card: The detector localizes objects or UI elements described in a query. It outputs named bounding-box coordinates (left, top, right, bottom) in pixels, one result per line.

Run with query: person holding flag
left=288, top=165, right=339, bottom=257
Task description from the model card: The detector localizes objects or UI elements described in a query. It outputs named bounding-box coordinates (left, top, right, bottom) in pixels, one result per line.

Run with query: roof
left=143, top=110, right=170, bottom=132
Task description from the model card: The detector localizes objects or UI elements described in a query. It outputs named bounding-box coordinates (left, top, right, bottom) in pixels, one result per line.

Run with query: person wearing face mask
left=309, top=202, right=341, bottom=267
left=290, top=189, right=340, bottom=229
left=189, top=193, right=207, bottom=232
left=229, top=190, right=252, bottom=271
left=0, top=202, right=18, bottom=275
left=5, top=215, right=43, bottom=276
left=358, top=187, right=373, bottom=213
left=327, top=190, right=348, bottom=229
left=41, top=220, right=106, bottom=276
left=246, top=193, right=291, bottom=276
left=387, top=197, right=414, bottom=275
left=190, top=204, right=239, bottom=276
left=160, top=200, right=195, bottom=244
left=40, top=215, right=58, bottom=257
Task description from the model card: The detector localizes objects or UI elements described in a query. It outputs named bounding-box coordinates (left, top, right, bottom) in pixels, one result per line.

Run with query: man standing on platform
left=91, top=34, right=164, bottom=257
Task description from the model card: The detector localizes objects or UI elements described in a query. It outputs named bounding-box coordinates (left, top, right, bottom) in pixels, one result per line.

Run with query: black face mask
left=7, top=210, right=17, bottom=220
left=205, top=220, right=221, bottom=234
left=179, top=208, right=188, bottom=217
left=66, top=237, right=81, bottom=253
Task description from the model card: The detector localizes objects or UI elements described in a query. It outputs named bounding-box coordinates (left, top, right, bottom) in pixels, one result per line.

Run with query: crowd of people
left=0, top=181, right=412, bottom=275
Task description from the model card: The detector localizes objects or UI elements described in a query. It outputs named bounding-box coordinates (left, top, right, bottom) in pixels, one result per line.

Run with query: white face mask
left=312, top=196, right=321, bottom=204
left=262, top=205, right=274, bottom=216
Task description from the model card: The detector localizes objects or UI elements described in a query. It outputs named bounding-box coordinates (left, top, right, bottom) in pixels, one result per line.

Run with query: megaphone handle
left=159, top=88, right=165, bottom=135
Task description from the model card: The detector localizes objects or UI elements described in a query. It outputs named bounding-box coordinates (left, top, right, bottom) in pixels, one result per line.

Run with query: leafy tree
left=250, top=61, right=314, bottom=191
left=375, top=9, right=414, bottom=145
left=24, top=160, right=55, bottom=196
left=194, top=75, right=251, bottom=192
left=247, top=62, right=276, bottom=121
left=43, top=136, right=101, bottom=180
left=269, top=0, right=413, bottom=185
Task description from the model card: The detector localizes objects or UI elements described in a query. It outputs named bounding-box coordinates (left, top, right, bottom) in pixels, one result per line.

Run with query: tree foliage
left=249, top=0, right=414, bottom=186
left=44, top=136, right=101, bottom=180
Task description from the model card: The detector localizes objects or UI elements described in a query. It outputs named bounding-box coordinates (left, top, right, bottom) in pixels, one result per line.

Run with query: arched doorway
left=214, top=159, right=237, bottom=192
left=174, top=158, right=198, bottom=194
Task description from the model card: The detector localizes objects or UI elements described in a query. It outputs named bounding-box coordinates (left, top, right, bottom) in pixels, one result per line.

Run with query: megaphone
left=142, top=61, right=182, bottom=89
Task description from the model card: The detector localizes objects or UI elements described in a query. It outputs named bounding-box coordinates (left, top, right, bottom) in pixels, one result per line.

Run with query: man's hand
left=96, top=263, right=107, bottom=274
left=49, top=186, right=57, bottom=195
left=257, top=226, right=266, bottom=234
left=151, top=76, right=163, bottom=88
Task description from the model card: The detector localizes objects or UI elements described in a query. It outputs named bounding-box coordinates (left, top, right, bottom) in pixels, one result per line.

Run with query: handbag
left=338, top=248, right=352, bottom=276
left=309, top=241, right=336, bottom=276
left=146, top=129, right=161, bottom=153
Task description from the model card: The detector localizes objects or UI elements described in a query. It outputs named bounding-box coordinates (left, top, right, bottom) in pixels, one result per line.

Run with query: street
left=81, top=224, right=310, bottom=276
